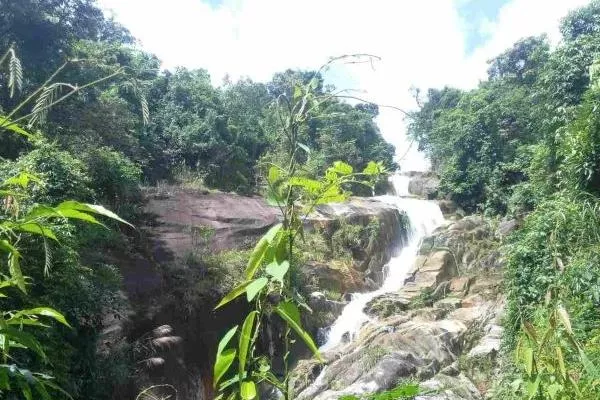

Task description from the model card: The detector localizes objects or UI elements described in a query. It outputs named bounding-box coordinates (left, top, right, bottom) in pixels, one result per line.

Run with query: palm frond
left=29, top=83, right=74, bottom=126
left=43, top=237, right=52, bottom=277
left=7, top=48, right=23, bottom=98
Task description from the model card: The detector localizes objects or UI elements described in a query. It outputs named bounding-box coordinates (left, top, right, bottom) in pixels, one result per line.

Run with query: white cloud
left=98, top=0, right=591, bottom=171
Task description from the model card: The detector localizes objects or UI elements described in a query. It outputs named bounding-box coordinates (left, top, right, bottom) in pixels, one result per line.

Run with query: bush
left=83, top=146, right=142, bottom=206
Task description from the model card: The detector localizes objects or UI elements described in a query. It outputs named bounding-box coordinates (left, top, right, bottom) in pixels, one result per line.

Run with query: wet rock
left=434, top=297, right=462, bottom=312
left=497, top=218, right=519, bottom=237
left=408, top=172, right=440, bottom=199
left=417, top=373, right=482, bottom=400
left=449, top=276, right=472, bottom=294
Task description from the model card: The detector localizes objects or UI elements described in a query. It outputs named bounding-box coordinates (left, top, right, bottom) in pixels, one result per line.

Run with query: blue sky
left=98, top=0, right=590, bottom=170
left=458, top=0, right=511, bottom=53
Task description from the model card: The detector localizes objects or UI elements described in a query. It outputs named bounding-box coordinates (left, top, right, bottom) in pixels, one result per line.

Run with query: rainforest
left=1, top=1, right=600, bottom=399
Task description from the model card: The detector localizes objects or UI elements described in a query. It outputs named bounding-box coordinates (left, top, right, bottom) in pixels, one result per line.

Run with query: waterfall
left=319, top=175, right=445, bottom=351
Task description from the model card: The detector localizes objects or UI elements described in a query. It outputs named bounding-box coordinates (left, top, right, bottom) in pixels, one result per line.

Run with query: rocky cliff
left=100, top=186, right=408, bottom=399
left=292, top=214, right=506, bottom=400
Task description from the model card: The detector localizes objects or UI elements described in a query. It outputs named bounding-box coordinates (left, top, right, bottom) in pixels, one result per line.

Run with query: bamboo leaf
left=215, top=281, right=254, bottom=309
left=275, top=302, right=323, bottom=362
left=238, top=311, right=257, bottom=380
left=12, top=307, right=71, bottom=328
left=214, top=349, right=236, bottom=389
left=244, top=224, right=282, bottom=279
left=0, top=328, right=46, bottom=359
left=214, top=326, right=238, bottom=388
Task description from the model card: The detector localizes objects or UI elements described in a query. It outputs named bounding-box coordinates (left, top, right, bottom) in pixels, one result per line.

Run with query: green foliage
left=337, top=382, right=420, bottom=400
left=214, top=58, right=386, bottom=400
left=82, top=146, right=142, bottom=206
left=408, top=3, right=600, bottom=398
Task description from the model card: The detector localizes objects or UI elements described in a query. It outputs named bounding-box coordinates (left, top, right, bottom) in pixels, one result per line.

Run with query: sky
left=98, top=0, right=591, bottom=171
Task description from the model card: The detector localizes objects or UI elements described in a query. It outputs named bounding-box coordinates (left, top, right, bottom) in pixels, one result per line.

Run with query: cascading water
left=320, top=174, right=445, bottom=351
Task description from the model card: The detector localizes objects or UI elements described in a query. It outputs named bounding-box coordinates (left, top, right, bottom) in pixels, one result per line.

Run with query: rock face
left=101, top=187, right=407, bottom=399
left=407, top=172, right=440, bottom=199
left=310, top=197, right=409, bottom=286
left=292, top=215, right=505, bottom=400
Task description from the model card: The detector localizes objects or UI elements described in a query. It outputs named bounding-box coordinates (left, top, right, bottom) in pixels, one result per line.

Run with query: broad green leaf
left=0, top=117, right=32, bottom=138
left=218, top=326, right=238, bottom=355
left=215, top=281, right=254, bottom=309
left=12, top=223, right=57, bottom=241
left=362, top=161, right=381, bottom=176
left=275, top=302, right=323, bottom=362
left=214, top=348, right=236, bottom=389
left=240, top=380, right=257, bottom=400
left=215, top=326, right=239, bottom=388
left=264, top=223, right=283, bottom=243
left=1, top=172, right=41, bottom=189
left=331, top=161, right=353, bottom=175
left=244, top=224, right=282, bottom=280
left=266, top=260, right=289, bottom=283
left=579, top=347, right=600, bottom=379
left=238, top=311, right=257, bottom=380
left=17, top=379, right=33, bottom=400
left=55, top=201, right=133, bottom=228
left=12, top=307, right=71, bottom=328
left=526, top=376, right=540, bottom=399
left=246, top=278, right=268, bottom=302
left=244, top=238, right=268, bottom=280
left=0, top=367, right=8, bottom=389
left=0, top=328, right=46, bottom=359
left=33, top=380, right=52, bottom=400
left=55, top=209, right=103, bottom=225
left=288, top=177, right=322, bottom=194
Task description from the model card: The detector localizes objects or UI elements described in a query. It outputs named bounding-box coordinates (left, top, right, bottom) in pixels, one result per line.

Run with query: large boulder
left=407, top=172, right=440, bottom=199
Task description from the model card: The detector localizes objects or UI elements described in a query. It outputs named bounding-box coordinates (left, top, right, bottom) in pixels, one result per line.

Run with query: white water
left=319, top=175, right=445, bottom=351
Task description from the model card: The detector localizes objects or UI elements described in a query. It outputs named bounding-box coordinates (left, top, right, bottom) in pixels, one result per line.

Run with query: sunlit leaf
left=275, top=302, right=323, bottom=361
left=12, top=307, right=71, bottom=328
left=246, top=277, right=268, bottom=302
left=331, top=161, right=353, bottom=175
left=215, top=281, right=254, bottom=309
left=214, top=349, right=236, bottom=389
left=0, top=116, right=31, bottom=138
left=244, top=224, right=282, bottom=280
left=238, top=311, right=257, bottom=380
left=265, top=260, right=289, bottom=283
left=240, top=380, right=257, bottom=400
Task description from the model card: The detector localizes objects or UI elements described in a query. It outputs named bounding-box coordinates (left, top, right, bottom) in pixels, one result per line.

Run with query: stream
left=320, top=174, right=445, bottom=351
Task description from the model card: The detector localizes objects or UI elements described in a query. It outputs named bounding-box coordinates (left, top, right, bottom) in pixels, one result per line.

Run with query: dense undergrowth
left=410, top=1, right=600, bottom=398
